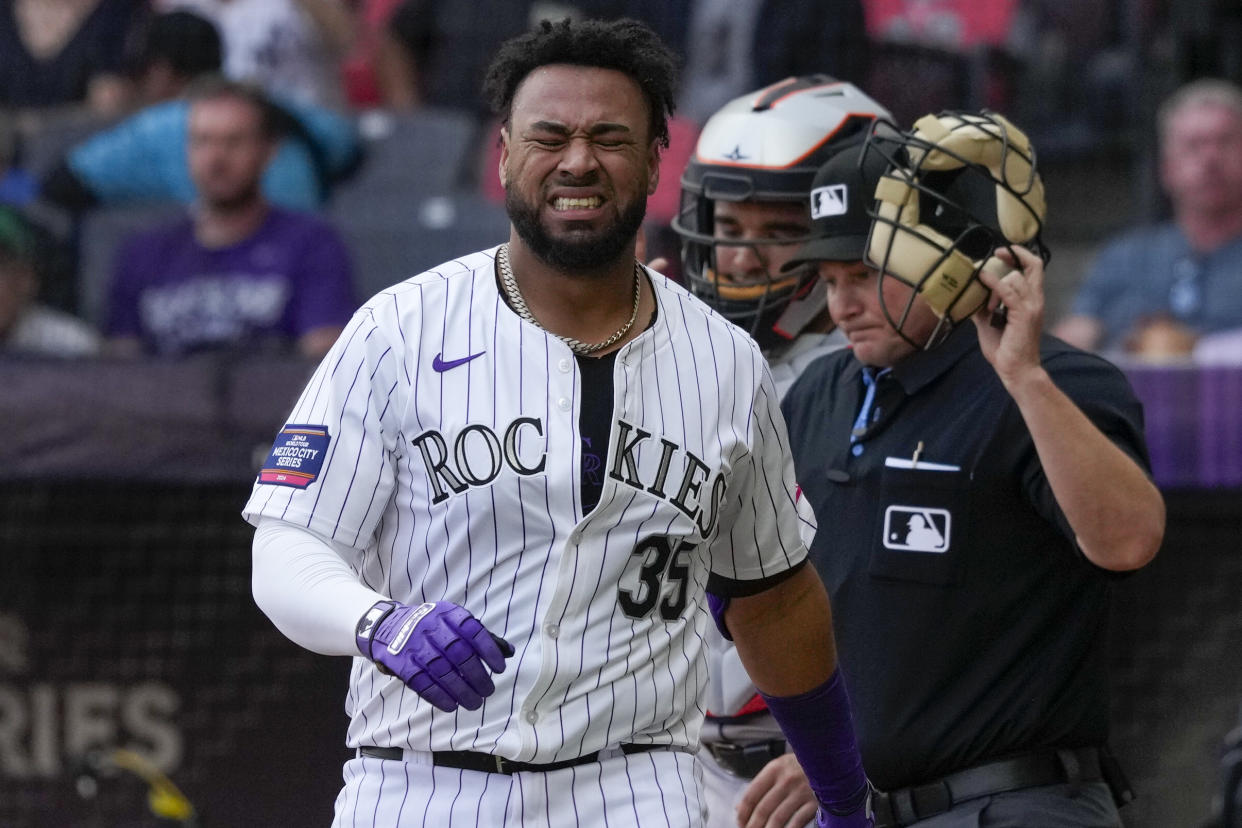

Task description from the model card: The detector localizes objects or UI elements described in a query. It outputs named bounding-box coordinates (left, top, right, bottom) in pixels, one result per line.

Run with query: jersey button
left=570, top=529, right=582, bottom=544
left=558, top=358, right=572, bottom=373
left=545, top=623, right=560, bottom=638
left=557, top=397, right=571, bottom=412
left=525, top=710, right=539, bottom=724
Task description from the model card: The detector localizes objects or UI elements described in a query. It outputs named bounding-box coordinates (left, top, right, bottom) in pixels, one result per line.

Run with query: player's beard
left=506, top=189, right=647, bottom=273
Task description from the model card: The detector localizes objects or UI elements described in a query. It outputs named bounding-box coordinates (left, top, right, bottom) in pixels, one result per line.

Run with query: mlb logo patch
left=883, top=505, right=951, bottom=553
left=259, top=424, right=331, bottom=489
left=811, top=184, right=848, bottom=219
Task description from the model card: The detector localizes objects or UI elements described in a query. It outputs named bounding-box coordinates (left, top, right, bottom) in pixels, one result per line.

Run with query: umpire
left=779, top=115, right=1165, bottom=826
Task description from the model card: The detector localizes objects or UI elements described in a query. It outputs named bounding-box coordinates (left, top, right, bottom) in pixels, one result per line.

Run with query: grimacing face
left=710, top=199, right=810, bottom=296
left=499, top=64, right=659, bottom=272
left=187, top=95, right=274, bottom=210
left=820, top=260, right=941, bottom=367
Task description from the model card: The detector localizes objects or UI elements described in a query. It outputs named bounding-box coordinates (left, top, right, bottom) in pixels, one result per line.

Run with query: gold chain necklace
left=496, top=243, right=642, bottom=356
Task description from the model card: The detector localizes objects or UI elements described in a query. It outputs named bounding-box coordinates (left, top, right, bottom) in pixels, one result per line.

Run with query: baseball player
left=673, top=77, right=890, bottom=828
left=244, top=19, right=872, bottom=828
left=779, top=116, right=1164, bottom=825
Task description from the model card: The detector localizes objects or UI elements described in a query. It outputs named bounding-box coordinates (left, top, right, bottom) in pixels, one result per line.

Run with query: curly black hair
left=482, top=17, right=678, bottom=150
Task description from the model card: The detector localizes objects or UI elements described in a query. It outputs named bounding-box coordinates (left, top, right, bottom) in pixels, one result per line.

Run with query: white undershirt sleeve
left=251, top=516, right=386, bottom=656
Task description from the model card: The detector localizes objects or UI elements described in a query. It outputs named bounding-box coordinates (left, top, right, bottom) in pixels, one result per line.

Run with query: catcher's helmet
left=862, top=110, right=1050, bottom=347
left=674, top=75, right=890, bottom=350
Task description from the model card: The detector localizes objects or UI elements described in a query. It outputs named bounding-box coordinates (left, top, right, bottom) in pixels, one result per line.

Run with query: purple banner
left=1125, top=364, right=1242, bottom=489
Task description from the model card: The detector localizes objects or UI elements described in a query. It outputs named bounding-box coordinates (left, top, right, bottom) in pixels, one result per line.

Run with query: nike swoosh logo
left=432, top=351, right=485, bottom=372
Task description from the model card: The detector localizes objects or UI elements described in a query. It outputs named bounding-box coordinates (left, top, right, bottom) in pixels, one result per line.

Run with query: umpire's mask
left=862, top=110, right=1050, bottom=348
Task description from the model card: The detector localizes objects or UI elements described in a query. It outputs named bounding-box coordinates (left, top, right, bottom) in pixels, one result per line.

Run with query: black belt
left=872, top=746, right=1106, bottom=827
left=703, top=739, right=786, bottom=779
left=359, top=743, right=663, bottom=774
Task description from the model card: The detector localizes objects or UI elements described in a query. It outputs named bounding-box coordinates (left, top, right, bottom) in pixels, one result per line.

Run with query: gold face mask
left=865, top=111, right=1047, bottom=325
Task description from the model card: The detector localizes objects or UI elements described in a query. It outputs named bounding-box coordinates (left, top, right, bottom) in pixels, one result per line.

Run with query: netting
left=0, top=483, right=348, bottom=828
left=1, top=483, right=1240, bottom=827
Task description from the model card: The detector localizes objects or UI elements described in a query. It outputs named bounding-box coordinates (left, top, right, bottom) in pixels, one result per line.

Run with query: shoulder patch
left=258, top=424, right=331, bottom=488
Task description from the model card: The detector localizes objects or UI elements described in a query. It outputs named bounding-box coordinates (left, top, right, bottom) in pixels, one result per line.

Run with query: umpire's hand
left=355, top=600, right=515, bottom=711
left=971, top=244, right=1045, bottom=386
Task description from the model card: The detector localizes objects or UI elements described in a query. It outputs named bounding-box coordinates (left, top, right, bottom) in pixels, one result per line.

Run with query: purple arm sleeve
left=760, top=669, right=872, bottom=825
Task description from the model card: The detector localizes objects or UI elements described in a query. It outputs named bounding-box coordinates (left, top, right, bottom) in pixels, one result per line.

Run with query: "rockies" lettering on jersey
left=411, top=416, right=727, bottom=538
left=610, top=419, right=728, bottom=539
left=412, top=417, right=548, bottom=504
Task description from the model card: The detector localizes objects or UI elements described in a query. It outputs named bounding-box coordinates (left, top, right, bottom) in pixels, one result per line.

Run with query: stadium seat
left=333, top=190, right=511, bottom=301
left=13, top=108, right=120, bottom=180
left=335, top=107, right=482, bottom=208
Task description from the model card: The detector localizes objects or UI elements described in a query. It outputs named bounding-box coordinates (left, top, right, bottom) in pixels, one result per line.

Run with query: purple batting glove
left=355, top=600, right=515, bottom=712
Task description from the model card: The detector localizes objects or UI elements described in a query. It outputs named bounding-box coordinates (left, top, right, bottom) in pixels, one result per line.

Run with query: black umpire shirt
left=781, top=324, right=1152, bottom=792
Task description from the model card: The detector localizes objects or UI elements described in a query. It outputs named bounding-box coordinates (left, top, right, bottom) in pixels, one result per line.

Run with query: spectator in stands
left=128, top=9, right=227, bottom=107
left=375, top=0, right=543, bottom=116
left=0, top=0, right=149, bottom=114
left=668, top=0, right=759, bottom=126
left=1054, top=79, right=1242, bottom=357
left=39, top=10, right=361, bottom=214
left=105, top=79, right=355, bottom=359
left=2, top=124, right=79, bottom=311
left=0, top=207, right=99, bottom=356
left=155, top=0, right=357, bottom=108
left=0, top=119, right=36, bottom=208
left=339, top=0, right=406, bottom=107
left=572, top=0, right=691, bottom=80
left=751, top=0, right=868, bottom=92
left=569, top=0, right=865, bottom=127
left=860, top=0, right=1023, bottom=132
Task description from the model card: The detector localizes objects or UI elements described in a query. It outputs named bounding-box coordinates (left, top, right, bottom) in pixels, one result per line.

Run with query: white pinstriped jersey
left=699, top=332, right=838, bottom=828
left=700, top=330, right=844, bottom=828
left=702, top=331, right=841, bottom=722
left=243, top=246, right=810, bottom=764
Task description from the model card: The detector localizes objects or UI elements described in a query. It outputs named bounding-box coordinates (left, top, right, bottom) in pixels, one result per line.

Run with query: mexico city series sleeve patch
left=258, top=424, right=331, bottom=488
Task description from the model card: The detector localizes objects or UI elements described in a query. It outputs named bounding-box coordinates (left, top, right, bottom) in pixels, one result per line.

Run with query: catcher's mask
left=675, top=75, right=889, bottom=351
left=862, top=110, right=1050, bottom=349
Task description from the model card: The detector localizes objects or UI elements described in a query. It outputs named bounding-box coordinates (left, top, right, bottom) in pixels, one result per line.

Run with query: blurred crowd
left=2, top=0, right=1241, bottom=364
